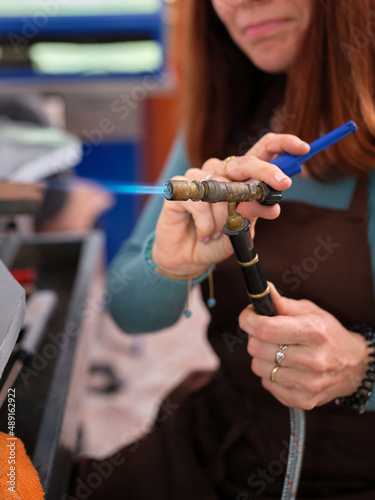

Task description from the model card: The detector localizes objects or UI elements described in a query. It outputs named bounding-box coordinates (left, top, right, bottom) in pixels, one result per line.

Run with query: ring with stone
left=275, top=350, right=285, bottom=365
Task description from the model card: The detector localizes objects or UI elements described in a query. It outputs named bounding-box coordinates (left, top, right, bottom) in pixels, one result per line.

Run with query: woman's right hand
left=152, top=133, right=310, bottom=277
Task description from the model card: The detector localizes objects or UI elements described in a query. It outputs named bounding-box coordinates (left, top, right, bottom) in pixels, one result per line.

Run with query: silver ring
left=275, top=344, right=288, bottom=365
left=275, top=350, right=285, bottom=365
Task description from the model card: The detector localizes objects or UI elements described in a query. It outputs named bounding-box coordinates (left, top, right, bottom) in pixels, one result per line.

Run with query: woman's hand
left=152, top=134, right=310, bottom=277
left=240, top=284, right=373, bottom=410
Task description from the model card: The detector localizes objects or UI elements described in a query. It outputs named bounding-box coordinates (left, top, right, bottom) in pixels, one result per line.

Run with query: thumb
left=268, top=282, right=316, bottom=316
left=268, top=282, right=288, bottom=315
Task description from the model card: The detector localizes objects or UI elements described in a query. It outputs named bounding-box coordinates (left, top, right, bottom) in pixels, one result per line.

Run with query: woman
left=74, top=1, right=375, bottom=498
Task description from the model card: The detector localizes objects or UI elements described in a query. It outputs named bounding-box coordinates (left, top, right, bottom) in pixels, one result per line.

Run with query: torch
left=163, top=121, right=357, bottom=317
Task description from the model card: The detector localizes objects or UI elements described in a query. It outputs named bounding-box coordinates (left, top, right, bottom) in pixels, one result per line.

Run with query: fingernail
left=274, top=171, right=289, bottom=183
left=202, top=236, right=210, bottom=245
left=294, top=138, right=309, bottom=146
left=268, top=282, right=279, bottom=295
left=213, top=232, right=222, bottom=240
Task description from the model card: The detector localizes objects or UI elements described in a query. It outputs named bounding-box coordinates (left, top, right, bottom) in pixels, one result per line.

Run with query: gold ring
left=222, top=155, right=235, bottom=177
left=270, top=364, right=281, bottom=383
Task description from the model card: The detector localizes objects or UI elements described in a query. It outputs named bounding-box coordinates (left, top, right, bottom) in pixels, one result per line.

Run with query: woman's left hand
left=239, top=283, right=373, bottom=410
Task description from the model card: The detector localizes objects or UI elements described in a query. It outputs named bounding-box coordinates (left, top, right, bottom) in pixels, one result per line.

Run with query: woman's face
left=211, top=0, right=313, bottom=73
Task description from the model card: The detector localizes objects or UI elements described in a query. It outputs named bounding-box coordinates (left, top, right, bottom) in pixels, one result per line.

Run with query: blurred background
left=0, top=1, right=218, bottom=497
left=0, top=0, right=188, bottom=261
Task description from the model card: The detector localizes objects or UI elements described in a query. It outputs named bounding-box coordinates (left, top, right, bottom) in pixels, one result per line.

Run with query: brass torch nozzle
left=163, top=179, right=266, bottom=204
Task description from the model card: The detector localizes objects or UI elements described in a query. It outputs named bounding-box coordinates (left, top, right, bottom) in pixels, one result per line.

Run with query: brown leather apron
left=73, top=176, right=375, bottom=500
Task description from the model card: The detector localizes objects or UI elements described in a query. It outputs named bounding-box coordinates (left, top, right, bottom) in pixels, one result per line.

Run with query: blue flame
left=103, top=182, right=163, bottom=195
left=47, top=178, right=164, bottom=196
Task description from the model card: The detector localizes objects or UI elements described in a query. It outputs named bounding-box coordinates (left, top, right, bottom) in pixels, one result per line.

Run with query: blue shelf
left=0, top=69, right=166, bottom=81
left=0, top=13, right=164, bottom=39
left=0, top=5, right=167, bottom=81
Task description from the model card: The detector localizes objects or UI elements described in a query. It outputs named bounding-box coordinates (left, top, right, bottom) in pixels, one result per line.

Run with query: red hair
left=183, top=0, right=375, bottom=178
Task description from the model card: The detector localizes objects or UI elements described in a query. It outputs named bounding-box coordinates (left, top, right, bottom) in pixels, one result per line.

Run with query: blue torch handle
left=271, top=120, right=357, bottom=177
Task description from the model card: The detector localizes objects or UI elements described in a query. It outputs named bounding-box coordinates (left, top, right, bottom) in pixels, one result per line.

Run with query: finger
left=173, top=195, right=227, bottom=242
left=248, top=337, right=316, bottom=372
left=252, top=358, right=309, bottom=392
left=186, top=200, right=218, bottom=242
left=261, top=377, right=315, bottom=410
left=239, top=303, right=318, bottom=346
left=200, top=158, right=223, bottom=178
left=248, top=337, right=289, bottom=365
left=209, top=201, right=230, bottom=240
left=165, top=171, right=252, bottom=243
left=248, top=336, right=279, bottom=361
left=268, top=283, right=318, bottom=316
left=184, top=171, right=231, bottom=240
left=223, top=155, right=292, bottom=191
left=237, top=199, right=281, bottom=221
left=184, top=168, right=238, bottom=240
left=175, top=165, right=225, bottom=183
left=185, top=166, right=214, bottom=181
left=245, top=133, right=310, bottom=162
left=251, top=358, right=292, bottom=387
left=224, top=134, right=310, bottom=188
left=161, top=175, right=217, bottom=241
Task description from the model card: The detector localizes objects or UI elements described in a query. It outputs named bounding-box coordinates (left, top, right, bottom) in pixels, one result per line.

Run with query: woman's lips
left=244, top=18, right=291, bottom=40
